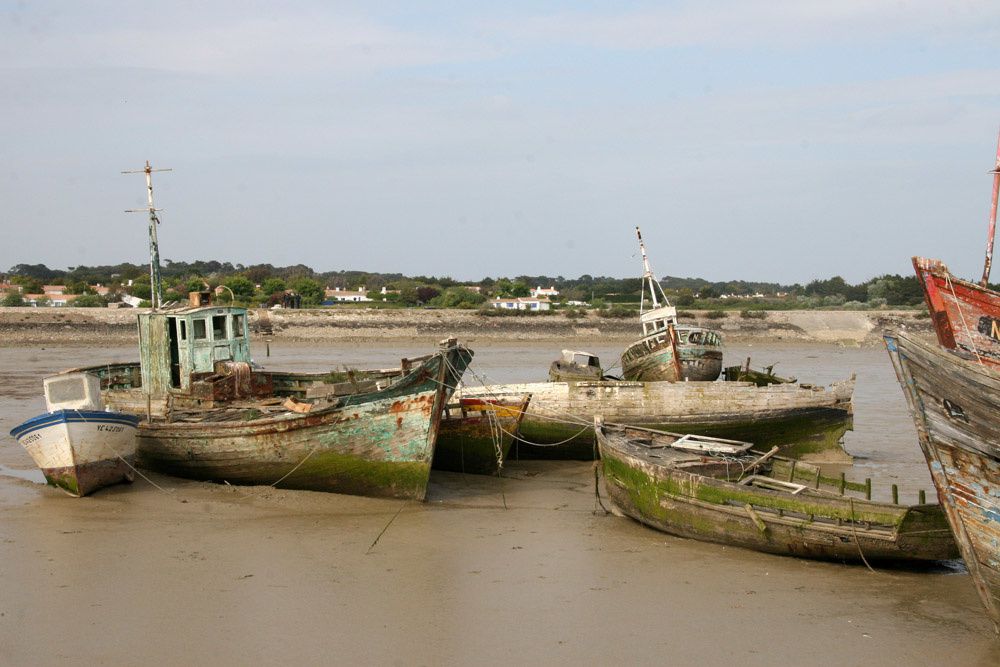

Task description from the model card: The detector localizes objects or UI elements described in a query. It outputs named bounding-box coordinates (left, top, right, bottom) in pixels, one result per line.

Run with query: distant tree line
left=2, top=260, right=977, bottom=310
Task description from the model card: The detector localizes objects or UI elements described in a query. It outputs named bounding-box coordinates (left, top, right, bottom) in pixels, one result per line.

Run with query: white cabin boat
left=8, top=373, right=139, bottom=497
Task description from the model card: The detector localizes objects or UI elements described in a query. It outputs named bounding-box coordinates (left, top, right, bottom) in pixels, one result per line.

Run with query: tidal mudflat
left=1, top=341, right=997, bottom=665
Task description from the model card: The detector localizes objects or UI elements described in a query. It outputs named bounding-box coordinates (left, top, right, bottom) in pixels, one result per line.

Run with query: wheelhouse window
left=232, top=314, right=245, bottom=338
left=179, top=321, right=187, bottom=341
left=193, top=319, right=207, bottom=340
left=212, top=315, right=227, bottom=340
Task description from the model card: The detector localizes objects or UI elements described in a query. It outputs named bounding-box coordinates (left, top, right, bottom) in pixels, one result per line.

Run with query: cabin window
left=179, top=321, right=187, bottom=341
left=232, top=314, right=244, bottom=338
left=46, top=377, right=87, bottom=404
left=193, top=319, right=207, bottom=340
left=212, top=315, right=227, bottom=340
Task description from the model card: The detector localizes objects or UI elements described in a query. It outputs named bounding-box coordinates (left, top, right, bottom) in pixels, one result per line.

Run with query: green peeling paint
left=602, top=454, right=905, bottom=527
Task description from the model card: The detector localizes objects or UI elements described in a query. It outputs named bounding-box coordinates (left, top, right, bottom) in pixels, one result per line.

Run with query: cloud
left=499, top=1, right=1000, bottom=51
left=0, top=7, right=496, bottom=76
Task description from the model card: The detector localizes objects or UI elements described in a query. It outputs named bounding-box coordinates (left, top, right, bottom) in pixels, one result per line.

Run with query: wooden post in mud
left=919, top=489, right=926, bottom=505
left=865, top=478, right=872, bottom=500
left=787, top=460, right=797, bottom=483
left=891, top=484, right=899, bottom=505
left=838, top=472, right=846, bottom=495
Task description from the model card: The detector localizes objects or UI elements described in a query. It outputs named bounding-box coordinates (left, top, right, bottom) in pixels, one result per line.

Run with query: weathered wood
left=886, top=330, right=1000, bottom=631
left=596, top=420, right=958, bottom=564
left=432, top=395, right=531, bottom=475
left=744, top=504, right=767, bottom=534
left=458, top=375, right=856, bottom=460
left=913, top=256, right=1000, bottom=368
left=621, top=325, right=724, bottom=383
left=739, top=446, right=780, bottom=478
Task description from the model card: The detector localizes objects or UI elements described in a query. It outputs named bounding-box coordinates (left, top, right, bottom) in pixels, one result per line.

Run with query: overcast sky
left=3, top=1, right=1000, bottom=284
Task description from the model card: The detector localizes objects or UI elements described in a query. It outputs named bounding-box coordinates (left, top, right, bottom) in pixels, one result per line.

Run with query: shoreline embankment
left=0, top=307, right=933, bottom=347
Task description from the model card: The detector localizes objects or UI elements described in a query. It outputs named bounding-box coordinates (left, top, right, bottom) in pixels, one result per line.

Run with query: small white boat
left=9, top=372, right=139, bottom=497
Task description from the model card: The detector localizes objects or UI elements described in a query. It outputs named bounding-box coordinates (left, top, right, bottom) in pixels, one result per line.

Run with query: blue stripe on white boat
left=9, top=410, right=140, bottom=439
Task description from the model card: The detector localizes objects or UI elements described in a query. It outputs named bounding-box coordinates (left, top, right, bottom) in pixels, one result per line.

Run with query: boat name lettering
left=976, top=316, right=1000, bottom=341
left=97, top=424, right=125, bottom=433
left=21, top=433, right=42, bottom=445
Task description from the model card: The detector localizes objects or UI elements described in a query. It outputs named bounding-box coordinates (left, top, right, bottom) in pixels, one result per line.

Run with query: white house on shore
left=530, top=285, right=559, bottom=299
left=325, top=286, right=372, bottom=302
left=490, top=297, right=551, bottom=311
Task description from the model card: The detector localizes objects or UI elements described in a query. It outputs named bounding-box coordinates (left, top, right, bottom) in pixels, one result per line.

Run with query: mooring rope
left=367, top=500, right=409, bottom=554
left=269, top=446, right=319, bottom=488
left=848, top=497, right=877, bottom=574
left=592, top=460, right=609, bottom=514
left=945, top=273, right=986, bottom=368
left=115, top=453, right=178, bottom=496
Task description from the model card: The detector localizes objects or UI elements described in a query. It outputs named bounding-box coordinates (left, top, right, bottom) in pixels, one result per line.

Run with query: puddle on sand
left=0, top=464, right=46, bottom=485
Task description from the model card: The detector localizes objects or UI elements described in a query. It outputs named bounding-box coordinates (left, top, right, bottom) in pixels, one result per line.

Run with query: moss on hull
left=600, top=448, right=958, bottom=562
left=140, top=449, right=432, bottom=500
left=433, top=432, right=510, bottom=475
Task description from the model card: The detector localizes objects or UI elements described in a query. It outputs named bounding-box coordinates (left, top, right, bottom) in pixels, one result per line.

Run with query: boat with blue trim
left=9, top=372, right=139, bottom=497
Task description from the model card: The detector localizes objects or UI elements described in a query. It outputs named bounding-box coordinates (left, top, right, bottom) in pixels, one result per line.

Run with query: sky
left=2, top=1, right=1000, bottom=285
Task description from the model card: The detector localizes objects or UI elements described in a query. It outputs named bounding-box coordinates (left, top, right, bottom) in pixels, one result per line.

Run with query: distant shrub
left=739, top=309, right=767, bottom=319
left=704, top=310, right=728, bottom=319
left=478, top=306, right=512, bottom=317
left=676, top=310, right=694, bottom=320
left=476, top=306, right=552, bottom=317
left=561, top=307, right=585, bottom=319
left=598, top=305, right=637, bottom=319
left=1, top=292, right=25, bottom=307
left=72, top=294, right=106, bottom=308
left=914, top=310, right=931, bottom=319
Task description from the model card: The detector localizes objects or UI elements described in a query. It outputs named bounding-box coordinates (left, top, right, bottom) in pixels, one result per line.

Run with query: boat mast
left=123, top=161, right=172, bottom=310
left=981, top=129, right=1000, bottom=287
left=636, top=226, right=672, bottom=316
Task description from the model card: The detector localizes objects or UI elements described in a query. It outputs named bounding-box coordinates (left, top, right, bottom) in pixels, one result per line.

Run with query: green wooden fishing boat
left=596, top=419, right=958, bottom=563
left=68, top=307, right=472, bottom=499
left=61, top=164, right=474, bottom=499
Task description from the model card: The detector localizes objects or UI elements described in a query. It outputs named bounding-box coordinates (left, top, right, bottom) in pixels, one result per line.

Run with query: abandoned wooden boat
left=596, top=418, right=958, bottom=563
left=53, top=169, right=475, bottom=499
left=913, top=132, right=1000, bottom=369
left=549, top=350, right=608, bottom=382
left=432, top=395, right=531, bottom=475
left=621, top=227, right=723, bottom=382
left=9, top=372, right=139, bottom=497
left=67, top=303, right=473, bottom=499
left=722, top=358, right=796, bottom=386
left=914, top=256, right=1000, bottom=369
left=457, top=374, right=855, bottom=460
left=886, top=330, right=1000, bottom=629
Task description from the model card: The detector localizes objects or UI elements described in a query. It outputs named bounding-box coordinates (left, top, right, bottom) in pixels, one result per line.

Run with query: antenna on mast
left=981, top=128, right=1000, bottom=287
left=636, top=226, right=671, bottom=314
left=123, top=160, right=172, bottom=310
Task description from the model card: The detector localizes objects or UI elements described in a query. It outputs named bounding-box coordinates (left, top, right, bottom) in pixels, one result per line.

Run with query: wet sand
left=1, top=341, right=999, bottom=665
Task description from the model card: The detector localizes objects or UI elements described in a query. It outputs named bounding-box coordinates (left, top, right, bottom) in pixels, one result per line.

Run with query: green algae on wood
left=596, top=421, right=958, bottom=563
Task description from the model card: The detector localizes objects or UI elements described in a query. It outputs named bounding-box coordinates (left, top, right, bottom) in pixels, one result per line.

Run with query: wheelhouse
left=138, top=306, right=252, bottom=398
